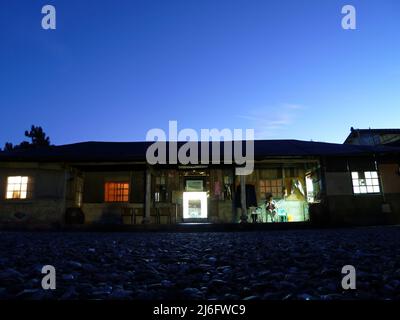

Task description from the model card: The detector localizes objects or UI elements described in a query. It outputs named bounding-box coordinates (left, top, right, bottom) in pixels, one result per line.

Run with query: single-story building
left=0, top=139, right=400, bottom=228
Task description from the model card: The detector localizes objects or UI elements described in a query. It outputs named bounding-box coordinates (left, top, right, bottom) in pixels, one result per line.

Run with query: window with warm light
left=105, top=182, right=129, bottom=202
left=6, top=176, right=31, bottom=199
left=351, top=171, right=380, bottom=194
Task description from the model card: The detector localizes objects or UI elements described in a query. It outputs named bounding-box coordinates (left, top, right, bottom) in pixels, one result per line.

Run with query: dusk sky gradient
left=1, top=0, right=399, bottom=146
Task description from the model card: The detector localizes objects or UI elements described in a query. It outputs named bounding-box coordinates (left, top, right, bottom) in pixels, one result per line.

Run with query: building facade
left=0, top=140, right=400, bottom=228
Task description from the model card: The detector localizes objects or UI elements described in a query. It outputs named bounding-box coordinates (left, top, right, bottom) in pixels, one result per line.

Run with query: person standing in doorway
left=265, top=195, right=277, bottom=222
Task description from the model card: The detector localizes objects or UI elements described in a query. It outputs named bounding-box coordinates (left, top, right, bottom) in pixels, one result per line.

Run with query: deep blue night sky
left=1, top=0, right=399, bottom=146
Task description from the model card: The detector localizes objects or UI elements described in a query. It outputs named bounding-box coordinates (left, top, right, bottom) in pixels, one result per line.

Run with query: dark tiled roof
left=0, top=140, right=399, bottom=163
left=350, top=128, right=400, bottom=134
left=344, top=128, right=400, bottom=143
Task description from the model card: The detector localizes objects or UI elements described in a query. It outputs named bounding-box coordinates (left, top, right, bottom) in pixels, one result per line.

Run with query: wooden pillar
left=143, top=169, right=152, bottom=224
left=240, top=174, right=248, bottom=223
left=231, top=167, right=236, bottom=223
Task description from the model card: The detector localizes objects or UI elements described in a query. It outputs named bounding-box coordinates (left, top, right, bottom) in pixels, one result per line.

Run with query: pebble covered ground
left=0, top=226, right=399, bottom=300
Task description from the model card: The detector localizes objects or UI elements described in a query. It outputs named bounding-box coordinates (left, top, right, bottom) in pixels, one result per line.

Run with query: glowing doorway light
left=305, top=175, right=314, bottom=203
left=183, top=192, right=208, bottom=219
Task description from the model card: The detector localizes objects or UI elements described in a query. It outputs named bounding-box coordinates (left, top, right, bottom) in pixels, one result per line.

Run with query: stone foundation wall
left=0, top=199, right=65, bottom=226
left=326, top=195, right=400, bottom=225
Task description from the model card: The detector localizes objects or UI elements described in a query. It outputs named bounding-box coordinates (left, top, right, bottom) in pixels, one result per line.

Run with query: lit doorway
left=183, top=192, right=208, bottom=220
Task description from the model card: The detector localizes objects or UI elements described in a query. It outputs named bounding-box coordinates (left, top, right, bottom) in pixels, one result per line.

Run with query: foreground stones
left=0, top=226, right=399, bottom=300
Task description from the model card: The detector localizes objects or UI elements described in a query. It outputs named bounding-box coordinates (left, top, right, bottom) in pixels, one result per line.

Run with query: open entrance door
left=183, top=192, right=208, bottom=220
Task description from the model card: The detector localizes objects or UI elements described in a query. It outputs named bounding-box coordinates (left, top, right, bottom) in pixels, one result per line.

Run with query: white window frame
left=351, top=171, right=381, bottom=195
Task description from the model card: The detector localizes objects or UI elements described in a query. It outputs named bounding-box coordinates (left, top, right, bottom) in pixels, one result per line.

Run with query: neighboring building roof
left=344, top=127, right=400, bottom=144
left=349, top=128, right=400, bottom=135
left=0, top=139, right=399, bottom=163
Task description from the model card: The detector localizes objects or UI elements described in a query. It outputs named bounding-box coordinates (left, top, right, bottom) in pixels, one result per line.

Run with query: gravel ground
left=0, top=226, right=399, bottom=300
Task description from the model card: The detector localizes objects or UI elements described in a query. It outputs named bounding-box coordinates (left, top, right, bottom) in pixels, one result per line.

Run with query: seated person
left=250, top=207, right=258, bottom=223
left=265, top=195, right=277, bottom=222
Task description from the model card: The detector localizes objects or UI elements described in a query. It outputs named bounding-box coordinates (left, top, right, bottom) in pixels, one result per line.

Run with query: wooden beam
left=143, top=169, right=152, bottom=223
left=240, top=174, right=247, bottom=223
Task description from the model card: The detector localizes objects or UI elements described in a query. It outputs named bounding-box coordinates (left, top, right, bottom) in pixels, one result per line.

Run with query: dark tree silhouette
left=4, top=142, right=14, bottom=151
left=24, top=125, right=51, bottom=147
left=3, top=125, right=51, bottom=151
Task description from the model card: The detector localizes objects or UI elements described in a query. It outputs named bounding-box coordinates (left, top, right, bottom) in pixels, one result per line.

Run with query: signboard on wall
left=186, top=180, right=203, bottom=191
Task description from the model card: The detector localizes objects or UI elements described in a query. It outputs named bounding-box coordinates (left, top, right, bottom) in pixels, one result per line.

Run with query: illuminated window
left=105, top=182, right=129, bottom=202
left=351, top=171, right=380, bottom=194
left=6, top=176, right=31, bottom=199
left=259, top=179, right=283, bottom=199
